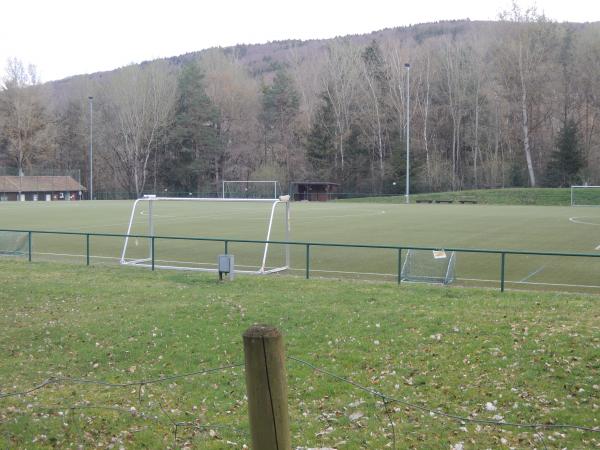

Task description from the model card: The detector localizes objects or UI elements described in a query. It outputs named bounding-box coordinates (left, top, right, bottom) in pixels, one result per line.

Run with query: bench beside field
left=415, top=197, right=478, bottom=204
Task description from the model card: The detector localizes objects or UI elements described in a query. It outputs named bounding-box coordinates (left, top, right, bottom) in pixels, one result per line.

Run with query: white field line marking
left=34, top=252, right=119, bottom=260
left=519, top=265, right=545, bottom=283
left=31, top=251, right=392, bottom=276
left=569, top=216, right=600, bottom=226
left=295, top=210, right=387, bottom=223
left=133, top=209, right=385, bottom=224
left=568, top=217, right=600, bottom=250
left=290, top=267, right=396, bottom=277
left=53, top=208, right=280, bottom=233
left=54, top=212, right=269, bottom=233
left=22, top=204, right=383, bottom=233
left=298, top=271, right=600, bottom=289
left=139, top=211, right=176, bottom=218
left=107, top=206, right=383, bottom=232
left=53, top=221, right=131, bottom=232
left=34, top=251, right=265, bottom=270
left=457, top=276, right=600, bottom=289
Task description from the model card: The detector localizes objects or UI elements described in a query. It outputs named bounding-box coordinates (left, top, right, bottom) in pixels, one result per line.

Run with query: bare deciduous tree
left=496, top=4, right=558, bottom=187
left=200, top=49, right=261, bottom=181
left=100, top=61, right=177, bottom=196
left=0, top=59, right=50, bottom=174
left=321, top=40, right=361, bottom=174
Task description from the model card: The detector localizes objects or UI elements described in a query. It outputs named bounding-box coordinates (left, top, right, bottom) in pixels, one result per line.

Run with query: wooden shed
left=0, top=176, right=86, bottom=201
left=289, top=182, right=340, bottom=201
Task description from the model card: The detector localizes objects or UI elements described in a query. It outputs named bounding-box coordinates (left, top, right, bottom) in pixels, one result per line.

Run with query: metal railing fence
left=2, top=228, right=600, bottom=293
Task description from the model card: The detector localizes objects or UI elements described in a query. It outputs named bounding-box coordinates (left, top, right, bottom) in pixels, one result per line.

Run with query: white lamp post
left=88, top=96, right=93, bottom=200
left=404, top=63, right=410, bottom=204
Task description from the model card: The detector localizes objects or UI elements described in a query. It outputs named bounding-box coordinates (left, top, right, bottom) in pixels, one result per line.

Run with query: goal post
left=222, top=180, right=280, bottom=199
left=571, top=185, right=600, bottom=206
left=401, top=249, right=456, bottom=285
left=120, top=196, right=290, bottom=274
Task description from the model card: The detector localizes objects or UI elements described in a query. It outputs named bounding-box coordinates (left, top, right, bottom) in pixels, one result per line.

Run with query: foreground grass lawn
left=0, top=261, right=599, bottom=449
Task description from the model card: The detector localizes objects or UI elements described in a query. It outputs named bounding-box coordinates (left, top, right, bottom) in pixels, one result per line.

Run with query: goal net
left=401, top=249, right=456, bottom=285
left=120, top=196, right=290, bottom=274
left=222, top=180, right=280, bottom=199
left=0, top=231, right=29, bottom=257
left=571, top=185, right=600, bottom=206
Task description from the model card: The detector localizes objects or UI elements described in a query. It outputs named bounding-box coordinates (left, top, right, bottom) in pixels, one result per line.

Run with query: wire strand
left=288, top=355, right=600, bottom=434
left=0, top=363, right=244, bottom=399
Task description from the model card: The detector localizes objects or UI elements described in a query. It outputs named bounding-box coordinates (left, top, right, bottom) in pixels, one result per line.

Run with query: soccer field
left=1, top=199, right=600, bottom=291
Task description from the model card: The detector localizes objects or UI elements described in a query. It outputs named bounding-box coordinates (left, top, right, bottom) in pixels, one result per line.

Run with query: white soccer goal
left=571, top=185, right=600, bottom=206
left=120, top=196, right=290, bottom=274
left=222, top=180, right=280, bottom=199
left=401, top=249, right=456, bottom=285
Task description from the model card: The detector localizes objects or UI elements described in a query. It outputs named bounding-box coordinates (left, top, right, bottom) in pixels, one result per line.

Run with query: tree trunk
left=423, top=56, right=431, bottom=189
left=519, top=44, right=536, bottom=187
left=474, top=79, right=480, bottom=188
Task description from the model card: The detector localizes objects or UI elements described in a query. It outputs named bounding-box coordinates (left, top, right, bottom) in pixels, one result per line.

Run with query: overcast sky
left=1, top=0, right=599, bottom=82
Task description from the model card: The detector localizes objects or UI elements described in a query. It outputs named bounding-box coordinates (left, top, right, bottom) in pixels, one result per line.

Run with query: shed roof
left=290, top=181, right=340, bottom=186
left=0, top=176, right=86, bottom=193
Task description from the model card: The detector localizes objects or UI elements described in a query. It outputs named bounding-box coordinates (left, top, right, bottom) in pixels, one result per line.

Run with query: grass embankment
left=0, top=261, right=599, bottom=449
left=343, top=188, right=572, bottom=206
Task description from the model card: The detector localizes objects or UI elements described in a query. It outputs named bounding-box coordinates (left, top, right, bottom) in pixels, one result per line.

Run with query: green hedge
left=341, top=188, right=572, bottom=206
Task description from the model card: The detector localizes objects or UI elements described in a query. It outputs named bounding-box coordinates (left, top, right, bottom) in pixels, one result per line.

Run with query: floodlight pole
left=405, top=63, right=410, bottom=204
left=88, top=96, right=94, bottom=201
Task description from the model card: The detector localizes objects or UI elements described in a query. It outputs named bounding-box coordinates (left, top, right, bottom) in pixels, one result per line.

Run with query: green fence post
left=86, top=234, right=90, bottom=266
left=28, top=231, right=32, bottom=262
left=500, top=252, right=506, bottom=292
left=151, top=237, right=155, bottom=271
left=305, top=244, right=310, bottom=279
left=398, top=248, right=402, bottom=284
left=224, top=240, right=228, bottom=254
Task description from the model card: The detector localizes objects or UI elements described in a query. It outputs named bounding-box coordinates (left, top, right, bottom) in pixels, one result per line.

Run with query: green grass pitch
left=1, top=199, right=600, bottom=290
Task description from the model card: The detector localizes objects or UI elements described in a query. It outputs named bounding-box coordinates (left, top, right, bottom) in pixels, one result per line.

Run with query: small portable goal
left=120, top=196, right=290, bottom=274
left=0, top=231, right=29, bottom=257
left=401, top=249, right=456, bottom=285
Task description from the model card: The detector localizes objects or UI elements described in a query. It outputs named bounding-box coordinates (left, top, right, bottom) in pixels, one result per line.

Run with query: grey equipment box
left=218, top=254, right=235, bottom=280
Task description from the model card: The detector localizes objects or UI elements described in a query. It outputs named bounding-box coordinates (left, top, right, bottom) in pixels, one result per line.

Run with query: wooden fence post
left=243, top=324, right=291, bottom=450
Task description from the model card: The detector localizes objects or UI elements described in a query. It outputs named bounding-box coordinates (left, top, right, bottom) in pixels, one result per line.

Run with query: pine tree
left=163, top=61, right=221, bottom=193
left=259, top=70, right=300, bottom=180
left=544, top=120, right=584, bottom=187
left=306, top=92, right=336, bottom=178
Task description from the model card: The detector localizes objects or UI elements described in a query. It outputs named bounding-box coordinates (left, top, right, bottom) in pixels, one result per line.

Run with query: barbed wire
left=537, top=431, right=549, bottom=450
left=2, top=356, right=598, bottom=449
left=381, top=397, right=396, bottom=449
left=1, top=365, right=248, bottom=449
left=288, top=355, right=600, bottom=434
left=1, top=400, right=246, bottom=449
left=2, top=403, right=158, bottom=420
left=0, top=362, right=244, bottom=400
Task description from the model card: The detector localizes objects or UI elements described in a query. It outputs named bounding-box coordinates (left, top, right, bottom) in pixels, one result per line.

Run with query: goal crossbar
left=222, top=180, right=279, bottom=199
left=120, top=196, right=290, bottom=274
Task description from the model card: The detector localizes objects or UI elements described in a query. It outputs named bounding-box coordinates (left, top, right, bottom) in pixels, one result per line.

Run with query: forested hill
left=2, top=13, right=600, bottom=197
left=174, top=21, right=495, bottom=77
